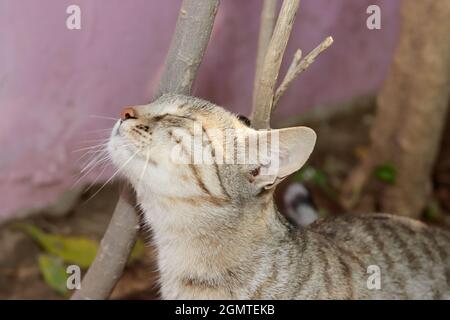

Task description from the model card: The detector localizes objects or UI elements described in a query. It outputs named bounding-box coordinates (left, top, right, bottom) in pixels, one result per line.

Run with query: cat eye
left=237, top=114, right=251, bottom=127
left=250, top=167, right=260, bottom=177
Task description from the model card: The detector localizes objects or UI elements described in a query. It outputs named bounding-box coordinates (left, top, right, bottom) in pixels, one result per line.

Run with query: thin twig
left=252, top=0, right=278, bottom=111
left=283, top=49, right=302, bottom=84
left=250, top=0, right=301, bottom=129
left=71, top=0, right=219, bottom=300
left=273, top=36, right=333, bottom=109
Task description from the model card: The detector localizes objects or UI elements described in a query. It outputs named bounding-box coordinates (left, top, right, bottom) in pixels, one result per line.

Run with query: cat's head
left=108, top=94, right=316, bottom=208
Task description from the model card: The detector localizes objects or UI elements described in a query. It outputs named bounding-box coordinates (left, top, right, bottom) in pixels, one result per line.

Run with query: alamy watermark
left=169, top=123, right=280, bottom=176
left=367, top=265, right=381, bottom=290
left=66, top=4, right=381, bottom=31
left=66, top=5, right=81, bottom=30
left=366, top=5, right=381, bottom=30
left=66, top=264, right=81, bottom=290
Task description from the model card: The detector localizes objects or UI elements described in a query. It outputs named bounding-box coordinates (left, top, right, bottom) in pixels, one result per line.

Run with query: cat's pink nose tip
left=120, top=107, right=137, bottom=120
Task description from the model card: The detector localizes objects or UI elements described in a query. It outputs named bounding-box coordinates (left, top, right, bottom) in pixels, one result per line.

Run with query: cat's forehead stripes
left=132, top=93, right=248, bottom=131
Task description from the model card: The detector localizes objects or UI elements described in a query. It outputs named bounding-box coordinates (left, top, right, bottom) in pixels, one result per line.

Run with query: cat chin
left=107, top=139, right=140, bottom=187
left=108, top=135, right=130, bottom=159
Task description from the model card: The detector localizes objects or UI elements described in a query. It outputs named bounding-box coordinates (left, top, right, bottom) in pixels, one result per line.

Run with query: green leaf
left=19, top=224, right=98, bottom=269
left=374, top=163, right=397, bottom=184
left=19, top=224, right=146, bottom=269
left=424, top=200, right=442, bottom=222
left=38, top=254, right=69, bottom=297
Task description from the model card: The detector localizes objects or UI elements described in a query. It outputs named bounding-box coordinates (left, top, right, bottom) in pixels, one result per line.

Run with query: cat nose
left=120, top=107, right=137, bottom=121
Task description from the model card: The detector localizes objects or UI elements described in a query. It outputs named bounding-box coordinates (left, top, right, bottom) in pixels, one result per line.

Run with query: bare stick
left=252, top=0, right=278, bottom=110
left=72, top=0, right=219, bottom=300
left=283, top=49, right=302, bottom=84
left=71, top=185, right=138, bottom=299
left=155, top=0, right=219, bottom=97
left=251, top=0, right=301, bottom=129
left=273, top=36, right=333, bottom=109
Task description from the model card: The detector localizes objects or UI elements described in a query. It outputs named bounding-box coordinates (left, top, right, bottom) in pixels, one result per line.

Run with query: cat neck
left=141, top=192, right=287, bottom=251
left=139, top=192, right=299, bottom=298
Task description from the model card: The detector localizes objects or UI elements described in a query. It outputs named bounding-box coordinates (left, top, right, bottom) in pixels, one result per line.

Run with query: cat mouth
left=109, top=126, right=134, bottom=153
left=110, top=133, right=149, bottom=161
left=110, top=121, right=154, bottom=163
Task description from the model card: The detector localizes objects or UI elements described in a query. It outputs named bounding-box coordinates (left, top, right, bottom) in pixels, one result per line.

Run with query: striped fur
left=108, top=94, right=450, bottom=299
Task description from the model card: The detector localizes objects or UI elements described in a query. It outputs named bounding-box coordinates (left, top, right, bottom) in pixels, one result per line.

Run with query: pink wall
left=0, top=0, right=400, bottom=221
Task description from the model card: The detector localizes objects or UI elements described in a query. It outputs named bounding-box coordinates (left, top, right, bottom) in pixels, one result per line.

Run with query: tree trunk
left=341, top=0, right=450, bottom=218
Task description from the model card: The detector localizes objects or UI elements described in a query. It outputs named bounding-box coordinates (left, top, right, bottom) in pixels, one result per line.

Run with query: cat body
left=108, top=94, right=450, bottom=299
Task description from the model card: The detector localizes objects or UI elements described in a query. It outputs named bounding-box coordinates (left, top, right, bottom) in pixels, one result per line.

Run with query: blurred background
left=1, top=0, right=449, bottom=299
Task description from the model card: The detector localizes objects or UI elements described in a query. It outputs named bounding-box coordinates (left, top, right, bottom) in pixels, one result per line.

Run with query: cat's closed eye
left=237, top=114, right=251, bottom=127
left=250, top=167, right=260, bottom=177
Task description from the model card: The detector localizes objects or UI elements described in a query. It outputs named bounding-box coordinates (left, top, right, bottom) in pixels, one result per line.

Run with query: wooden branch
left=252, top=0, right=278, bottom=110
left=283, top=49, right=302, bottom=86
left=71, top=184, right=138, bottom=299
left=273, top=36, right=333, bottom=109
left=251, top=0, right=301, bottom=129
left=71, top=0, right=219, bottom=300
left=155, top=0, right=219, bottom=97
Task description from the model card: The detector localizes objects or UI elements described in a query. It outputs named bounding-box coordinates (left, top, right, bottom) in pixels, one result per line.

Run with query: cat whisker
left=77, top=148, right=107, bottom=163
left=84, top=150, right=140, bottom=203
left=83, top=161, right=111, bottom=192
left=77, top=146, right=109, bottom=167
left=75, top=142, right=134, bottom=159
left=84, top=128, right=114, bottom=134
left=72, top=153, right=110, bottom=188
left=73, top=141, right=134, bottom=189
left=72, top=143, right=110, bottom=153
left=78, top=137, right=111, bottom=144
left=137, top=148, right=151, bottom=190
left=88, top=115, right=119, bottom=121
left=80, top=152, right=110, bottom=174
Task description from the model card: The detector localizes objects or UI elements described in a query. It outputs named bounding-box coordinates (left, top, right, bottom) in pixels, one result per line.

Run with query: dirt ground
left=1, top=96, right=449, bottom=299
left=0, top=183, right=160, bottom=299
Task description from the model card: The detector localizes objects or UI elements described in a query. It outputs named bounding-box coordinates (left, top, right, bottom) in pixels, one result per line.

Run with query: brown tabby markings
left=201, top=126, right=231, bottom=199
left=182, top=276, right=220, bottom=290
left=429, top=231, right=448, bottom=263
left=337, top=255, right=353, bottom=299
left=257, top=260, right=277, bottom=299
left=364, top=222, right=394, bottom=268
left=317, top=244, right=333, bottom=295
left=299, top=255, right=313, bottom=293
left=367, top=221, right=411, bottom=296
left=382, top=222, right=419, bottom=271
left=168, top=124, right=228, bottom=206
left=131, top=128, right=145, bottom=137
left=399, top=224, right=434, bottom=260
left=109, top=94, right=450, bottom=300
left=189, top=164, right=212, bottom=196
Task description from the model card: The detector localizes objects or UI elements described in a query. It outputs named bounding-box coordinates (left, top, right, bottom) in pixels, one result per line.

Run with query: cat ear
left=251, top=127, right=316, bottom=190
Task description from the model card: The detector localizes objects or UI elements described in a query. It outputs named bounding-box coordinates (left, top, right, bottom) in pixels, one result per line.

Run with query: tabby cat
left=108, top=94, right=450, bottom=299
